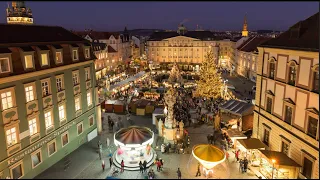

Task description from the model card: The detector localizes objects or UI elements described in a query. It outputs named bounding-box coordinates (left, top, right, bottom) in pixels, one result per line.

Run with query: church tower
left=242, top=13, right=248, bottom=37
left=6, top=1, right=34, bottom=25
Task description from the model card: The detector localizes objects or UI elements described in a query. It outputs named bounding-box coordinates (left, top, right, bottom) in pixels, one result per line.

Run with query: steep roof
left=237, top=36, right=272, bottom=52
left=148, top=30, right=218, bottom=41
left=219, top=99, right=254, bottom=117
left=92, top=42, right=106, bottom=51
left=260, top=12, right=319, bottom=52
left=73, top=31, right=120, bottom=40
left=108, top=45, right=117, bottom=53
left=0, top=24, right=87, bottom=45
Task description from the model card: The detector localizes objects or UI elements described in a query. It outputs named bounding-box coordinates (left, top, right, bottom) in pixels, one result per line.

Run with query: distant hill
left=257, top=30, right=281, bottom=34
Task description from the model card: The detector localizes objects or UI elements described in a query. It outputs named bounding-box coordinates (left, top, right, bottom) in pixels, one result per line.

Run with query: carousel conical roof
left=115, top=126, right=153, bottom=145
left=192, top=144, right=225, bottom=162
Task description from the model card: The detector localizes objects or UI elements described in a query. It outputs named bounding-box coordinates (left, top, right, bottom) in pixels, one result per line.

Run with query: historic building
left=0, top=24, right=100, bottom=179
left=236, top=36, right=271, bottom=82
left=6, top=1, right=33, bottom=25
left=242, top=14, right=248, bottom=37
left=253, top=12, right=319, bottom=179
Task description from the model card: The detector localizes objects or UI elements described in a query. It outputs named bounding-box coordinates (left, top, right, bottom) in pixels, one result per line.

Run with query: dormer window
left=73, top=50, right=79, bottom=60
left=85, top=49, right=90, bottom=59
left=0, top=58, right=10, bottom=73
left=55, top=52, right=63, bottom=63
left=24, top=55, right=34, bottom=69
left=41, top=53, right=49, bottom=66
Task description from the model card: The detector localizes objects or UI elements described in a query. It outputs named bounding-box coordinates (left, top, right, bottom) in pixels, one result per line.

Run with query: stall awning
left=219, top=99, right=254, bottom=117
left=238, top=138, right=267, bottom=150
left=259, top=150, right=301, bottom=167
left=226, top=129, right=247, bottom=139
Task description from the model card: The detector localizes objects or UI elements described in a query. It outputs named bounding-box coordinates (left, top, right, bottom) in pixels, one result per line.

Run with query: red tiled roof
left=260, top=12, right=319, bottom=52
left=108, top=45, right=117, bottom=53
left=237, top=36, right=272, bottom=52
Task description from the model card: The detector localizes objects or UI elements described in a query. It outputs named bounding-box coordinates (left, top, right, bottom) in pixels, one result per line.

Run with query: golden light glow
left=271, top=159, right=276, bottom=164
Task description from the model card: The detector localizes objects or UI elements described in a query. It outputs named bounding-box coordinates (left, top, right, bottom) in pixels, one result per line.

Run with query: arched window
left=268, top=57, right=276, bottom=79
left=287, top=60, right=298, bottom=86
left=312, top=64, right=319, bottom=92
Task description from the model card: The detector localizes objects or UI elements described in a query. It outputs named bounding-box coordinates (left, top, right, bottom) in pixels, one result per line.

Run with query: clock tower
left=242, top=13, right=248, bottom=37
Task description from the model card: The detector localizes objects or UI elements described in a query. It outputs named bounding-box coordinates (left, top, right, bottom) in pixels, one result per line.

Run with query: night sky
left=0, top=1, right=318, bottom=31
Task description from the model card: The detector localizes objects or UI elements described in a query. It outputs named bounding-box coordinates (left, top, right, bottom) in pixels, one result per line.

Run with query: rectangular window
left=87, top=92, right=92, bottom=106
left=72, top=50, right=78, bottom=60
left=288, top=66, right=296, bottom=86
left=0, top=57, right=10, bottom=73
left=263, top=129, right=269, bottom=146
left=77, top=123, right=83, bottom=135
left=266, top=97, right=272, bottom=113
left=284, top=105, right=293, bottom=125
left=41, top=53, right=48, bottom=66
left=48, top=141, right=56, bottom=156
left=72, top=72, right=79, bottom=86
left=313, top=71, right=319, bottom=92
left=44, top=111, right=53, bottom=129
left=85, top=69, right=90, bottom=81
left=281, top=141, right=289, bottom=156
left=28, top=118, right=37, bottom=136
left=302, top=157, right=313, bottom=179
left=6, top=127, right=17, bottom=147
left=55, top=52, right=63, bottom=63
left=58, top=105, right=65, bottom=121
left=31, top=150, right=42, bottom=168
left=1, top=91, right=13, bottom=110
left=307, top=116, right=318, bottom=139
left=11, top=163, right=23, bottom=179
left=89, top=116, right=94, bottom=126
left=75, top=97, right=81, bottom=111
left=24, top=55, right=33, bottom=69
left=61, top=132, right=69, bottom=147
left=41, top=81, right=50, bottom=97
left=25, top=86, right=34, bottom=102
left=269, top=62, right=275, bottom=79
left=56, top=77, right=63, bottom=92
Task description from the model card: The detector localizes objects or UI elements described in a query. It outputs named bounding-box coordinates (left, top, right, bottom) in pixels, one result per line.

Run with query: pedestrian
left=120, top=160, right=125, bottom=173
left=143, top=160, right=147, bottom=173
left=195, top=162, right=201, bottom=177
left=159, top=158, right=164, bottom=171
left=177, top=168, right=182, bottom=179
left=109, top=157, right=113, bottom=168
left=99, top=147, right=102, bottom=160
left=102, top=160, right=105, bottom=171
left=156, top=160, right=161, bottom=172
left=106, top=138, right=110, bottom=148
left=225, top=150, right=229, bottom=162
left=235, top=149, right=240, bottom=162
left=139, top=161, right=143, bottom=173
left=243, top=157, right=248, bottom=172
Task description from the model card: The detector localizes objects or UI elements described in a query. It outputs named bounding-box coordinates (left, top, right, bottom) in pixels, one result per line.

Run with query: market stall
left=236, top=138, right=267, bottom=166
left=113, top=126, right=155, bottom=170
left=218, top=99, right=254, bottom=131
left=152, top=108, right=164, bottom=125
left=258, top=150, right=301, bottom=179
left=114, top=101, right=125, bottom=113
left=221, top=128, right=247, bottom=148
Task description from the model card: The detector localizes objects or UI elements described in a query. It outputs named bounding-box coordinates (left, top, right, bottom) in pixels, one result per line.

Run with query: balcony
left=42, top=95, right=53, bottom=110
left=2, top=107, right=19, bottom=125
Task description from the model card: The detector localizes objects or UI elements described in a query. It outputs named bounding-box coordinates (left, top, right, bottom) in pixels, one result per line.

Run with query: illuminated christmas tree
left=168, top=62, right=183, bottom=85
left=196, top=48, right=223, bottom=99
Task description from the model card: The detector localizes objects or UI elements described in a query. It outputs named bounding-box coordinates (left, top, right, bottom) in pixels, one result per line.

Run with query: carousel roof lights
left=192, top=144, right=226, bottom=169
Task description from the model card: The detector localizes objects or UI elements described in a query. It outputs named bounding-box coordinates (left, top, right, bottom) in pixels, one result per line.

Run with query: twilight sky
left=0, top=1, right=318, bottom=31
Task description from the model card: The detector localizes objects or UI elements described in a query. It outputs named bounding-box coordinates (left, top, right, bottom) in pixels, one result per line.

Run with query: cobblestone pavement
left=36, top=111, right=258, bottom=179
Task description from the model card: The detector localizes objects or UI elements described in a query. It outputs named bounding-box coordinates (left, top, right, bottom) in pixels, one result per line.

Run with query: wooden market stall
left=114, top=101, right=125, bottom=113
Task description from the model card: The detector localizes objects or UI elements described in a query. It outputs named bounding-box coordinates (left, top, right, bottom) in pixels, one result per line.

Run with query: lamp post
left=223, top=79, right=228, bottom=99
left=271, top=159, right=276, bottom=179
left=149, top=60, right=153, bottom=90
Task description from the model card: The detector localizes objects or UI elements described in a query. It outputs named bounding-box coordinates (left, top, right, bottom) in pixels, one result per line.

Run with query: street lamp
left=149, top=60, right=153, bottom=90
left=271, top=159, right=276, bottom=179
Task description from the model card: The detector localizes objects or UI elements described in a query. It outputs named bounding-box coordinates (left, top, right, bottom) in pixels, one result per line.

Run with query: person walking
left=102, top=160, right=105, bottom=171
left=156, top=160, right=161, bottom=172
left=109, top=157, right=113, bottom=168
left=159, top=158, right=164, bottom=171
left=177, top=168, right=182, bottom=179
left=120, top=160, right=125, bottom=173
left=139, top=161, right=143, bottom=173
left=235, top=149, right=240, bottom=162
left=195, top=162, right=201, bottom=177
left=99, top=146, right=102, bottom=160
left=143, top=160, right=147, bottom=173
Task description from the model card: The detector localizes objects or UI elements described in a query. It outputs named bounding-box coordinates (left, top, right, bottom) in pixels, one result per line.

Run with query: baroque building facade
left=253, top=12, right=319, bottom=179
left=6, top=1, right=33, bottom=25
left=0, top=24, right=100, bottom=179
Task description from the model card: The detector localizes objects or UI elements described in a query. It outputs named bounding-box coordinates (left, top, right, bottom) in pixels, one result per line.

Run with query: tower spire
left=242, top=13, right=248, bottom=37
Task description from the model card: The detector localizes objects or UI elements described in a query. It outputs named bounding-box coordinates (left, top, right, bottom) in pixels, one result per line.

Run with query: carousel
left=113, top=126, right=156, bottom=170
left=191, top=144, right=229, bottom=178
